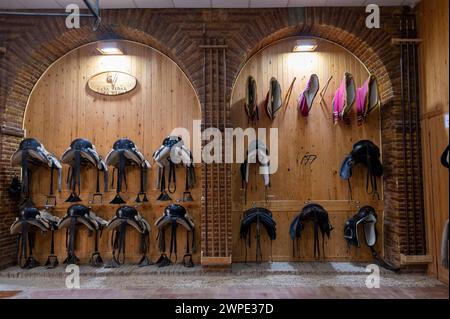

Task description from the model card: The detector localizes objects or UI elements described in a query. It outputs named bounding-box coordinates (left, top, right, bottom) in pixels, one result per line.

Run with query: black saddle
left=441, top=145, right=449, bottom=168
left=239, top=207, right=276, bottom=263
left=155, top=204, right=195, bottom=267
left=340, top=140, right=383, bottom=200
left=105, top=138, right=151, bottom=204
left=61, top=138, right=108, bottom=203
left=10, top=203, right=60, bottom=269
left=240, top=140, right=271, bottom=204
left=153, top=136, right=196, bottom=202
left=289, top=204, right=333, bottom=258
left=58, top=204, right=106, bottom=266
left=11, top=138, right=62, bottom=206
left=105, top=206, right=151, bottom=268
left=344, top=206, right=398, bottom=271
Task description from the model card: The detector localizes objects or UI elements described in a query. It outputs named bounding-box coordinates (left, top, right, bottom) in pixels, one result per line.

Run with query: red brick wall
left=0, top=7, right=424, bottom=268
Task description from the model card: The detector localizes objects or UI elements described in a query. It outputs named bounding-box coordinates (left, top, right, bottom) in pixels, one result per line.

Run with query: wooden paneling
left=417, top=0, right=449, bottom=285
left=23, top=41, right=202, bottom=263
left=230, top=38, right=384, bottom=262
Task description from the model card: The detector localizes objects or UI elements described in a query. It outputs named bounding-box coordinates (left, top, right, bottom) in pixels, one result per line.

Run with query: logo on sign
left=88, top=71, right=137, bottom=96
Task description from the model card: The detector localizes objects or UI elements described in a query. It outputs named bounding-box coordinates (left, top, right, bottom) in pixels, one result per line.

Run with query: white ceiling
left=0, top=0, right=419, bottom=9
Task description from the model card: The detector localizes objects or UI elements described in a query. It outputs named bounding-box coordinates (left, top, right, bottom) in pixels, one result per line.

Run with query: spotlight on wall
left=292, top=39, right=318, bottom=52
left=96, top=42, right=124, bottom=55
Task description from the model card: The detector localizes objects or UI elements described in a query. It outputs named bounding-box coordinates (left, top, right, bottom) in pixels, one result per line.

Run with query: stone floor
left=0, top=262, right=448, bottom=299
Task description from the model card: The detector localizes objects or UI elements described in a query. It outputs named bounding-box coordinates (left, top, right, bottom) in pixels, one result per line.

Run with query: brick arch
left=3, top=24, right=200, bottom=131
left=228, top=22, right=397, bottom=105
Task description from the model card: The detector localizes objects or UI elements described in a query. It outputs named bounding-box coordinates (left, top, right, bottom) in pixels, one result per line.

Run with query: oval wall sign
left=88, top=71, right=137, bottom=96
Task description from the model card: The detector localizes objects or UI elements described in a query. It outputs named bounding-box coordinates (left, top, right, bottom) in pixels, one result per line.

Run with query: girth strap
left=66, top=216, right=77, bottom=262
left=49, top=166, right=55, bottom=196
left=19, top=223, right=29, bottom=268
left=117, top=152, right=126, bottom=193
left=21, top=150, right=29, bottom=197
left=168, top=161, right=176, bottom=194
left=112, top=223, right=127, bottom=265
left=370, top=246, right=399, bottom=272
left=169, top=219, right=178, bottom=260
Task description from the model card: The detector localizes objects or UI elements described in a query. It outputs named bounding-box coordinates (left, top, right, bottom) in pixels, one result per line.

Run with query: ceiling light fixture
left=96, top=42, right=124, bottom=55
left=292, top=39, right=318, bottom=52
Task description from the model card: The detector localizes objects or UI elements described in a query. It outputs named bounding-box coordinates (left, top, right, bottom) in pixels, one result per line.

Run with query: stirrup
left=65, top=192, right=82, bottom=203
left=63, top=254, right=80, bottom=265
left=23, top=256, right=40, bottom=269
left=110, top=193, right=126, bottom=205
left=182, top=191, right=194, bottom=202
left=156, top=191, right=171, bottom=201
left=45, top=254, right=59, bottom=269
left=90, top=251, right=103, bottom=267
left=182, top=254, right=194, bottom=268
left=156, top=254, right=172, bottom=267
left=135, top=192, right=149, bottom=203
left=138, top=255, right=153, bottom=267
left=104, top=256, right=121, bottom=268
left=45, top=195, right=57, bottom=208
left=90, top=193, right=103, bottom=205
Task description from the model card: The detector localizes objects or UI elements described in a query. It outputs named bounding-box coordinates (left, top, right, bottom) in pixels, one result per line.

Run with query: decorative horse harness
left=105, top=206, right=151, bottom=267
left=263, top=77, right=282, bottom=120
left=289, top=203, right=333, bottom=258
left=244, top=76, right=259, bottom=123
left=298, top=74, right=320, bottom=117
left=153, top=136, right=196, bottom=202
left=105, top=138, right=151, bottom=204
left=11, top=138, right=62, bottom=206
left=340, top=140, right=383, bottom=200
left=333, top=72, right=356, bottom=124
left=10, top=204, right=60, bottom=269
left=344, top=206, right=398, bottom=271
left=240, top=140, right=270, bottom=204
left=239, top=207, right=276, bottom=263
left=154, top=204, right=195, bottom=267
left=356, top=75, right=380, bottom=125
left=61, top=138, right=108, bottom=203
left=57, top=204, right=107, bottom=266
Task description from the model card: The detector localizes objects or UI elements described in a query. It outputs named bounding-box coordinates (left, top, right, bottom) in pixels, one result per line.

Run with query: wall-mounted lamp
left=292, top=39, right=318, bottom=52
left=96, top=42, right=124, bottom=55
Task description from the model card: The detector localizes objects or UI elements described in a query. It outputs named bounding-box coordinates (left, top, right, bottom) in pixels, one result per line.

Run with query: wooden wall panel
left=417, top=0, right=449, bottom=284
left=230, top=38, right=384, bottom=262
left=23, top=41, right=202, bottom=264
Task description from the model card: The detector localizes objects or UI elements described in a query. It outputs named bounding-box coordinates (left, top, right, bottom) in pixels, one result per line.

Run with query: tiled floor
left=0, top=262, right=448, bottom=299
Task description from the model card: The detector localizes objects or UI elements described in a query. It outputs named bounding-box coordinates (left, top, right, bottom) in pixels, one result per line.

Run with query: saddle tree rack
left=400, top=254, right=432, bottom=266
left=200, top=253, right=232, bottom=268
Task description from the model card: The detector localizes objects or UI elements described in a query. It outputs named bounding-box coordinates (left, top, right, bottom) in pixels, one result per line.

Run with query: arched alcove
left=23, top=40, right=202, bottom=263
left=230, top=37, right=383, bottom=262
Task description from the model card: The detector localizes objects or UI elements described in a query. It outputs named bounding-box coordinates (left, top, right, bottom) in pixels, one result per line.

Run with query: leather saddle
left=264, top=77, right=282, bottom=120
left=356, top=75, right=380, bottom=125
left=11, top=138, right=62, bottom=206
left=61, top=138, right=108, bottom=203
left=244, top=76, right=259, bottom=123
left=239, top=207, right=276, bottom=263
left=105, top=138, right=151, bottom=204
left=298, top=74, right=320, bottom=117
left=344, top=206, right=398, bottom=271
left=153, top=136, right=196, bottom=201
left=10, top=203, right=60, bottom=269
left=289, top=203, right=333, bottom=258
left=332, top=72, right=356, bottom=124
left=155, top=204, right=195, bottom=267
left=340, top=140, right=383, bottom=200
left=240, top=140, right=270, bottom=204
left=58, top=204, right=107, bottom=266
left=105, top=205, right=151, bottom=268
